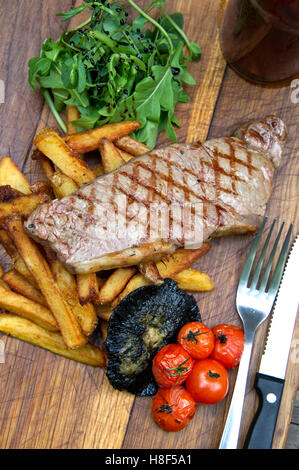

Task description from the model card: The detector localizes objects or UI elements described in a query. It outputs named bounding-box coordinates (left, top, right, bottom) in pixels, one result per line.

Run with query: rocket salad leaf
left=28, top=0, right=201, bottom=148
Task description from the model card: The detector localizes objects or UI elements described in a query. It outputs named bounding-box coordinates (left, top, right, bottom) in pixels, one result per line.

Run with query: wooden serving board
left=0, top=0, right=298, bottom=449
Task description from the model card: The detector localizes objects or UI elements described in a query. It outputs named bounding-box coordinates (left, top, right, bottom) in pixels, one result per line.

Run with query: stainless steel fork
left=219, top=217, right=293, bottom=449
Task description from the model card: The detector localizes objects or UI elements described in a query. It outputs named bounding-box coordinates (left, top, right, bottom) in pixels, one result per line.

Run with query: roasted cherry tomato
left=186, top=358, right=229, bottom=404
left=177, top=321, right=215, bottom=359
left=152, top=344, right=194, bottom=387
left=152, top=385, right=197, bottom=432
left=210, top=324, right=245, bottom=369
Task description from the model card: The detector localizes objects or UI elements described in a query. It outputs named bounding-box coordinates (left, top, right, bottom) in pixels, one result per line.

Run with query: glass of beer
left=220, top=0, right=299, bottom=84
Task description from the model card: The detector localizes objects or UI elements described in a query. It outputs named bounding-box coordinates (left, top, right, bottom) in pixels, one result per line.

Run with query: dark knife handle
left=244, top=373, right=285, bottom=449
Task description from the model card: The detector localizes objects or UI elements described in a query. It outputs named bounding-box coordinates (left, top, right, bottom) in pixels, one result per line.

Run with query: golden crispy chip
left=0, top=185, right=23, bottom=202
left=172, top=269, right=214, bottom=292
left=30, top=180, right=53, bottom=196
left=6, top=219, right=87, bottom=349
left=0, top=229, right=37, bottom=286
left=45, top=251, right=98, bottom=336
left=95, top=304, right=114, bottom=322
left=99, top=138, right=126, bottom=173
left=0, top=283, right=58, bottom=331
left=118, top=149, right=135, bottom=163
left=2, top=269, right=47, bottom=307
left=98, top=267, right=137, bottom=304
left=156, top=243, right=212, bottom=278
left=50, top=171, right=79, bottom=198
left=113, top=273, right=152, bottom=306
left=66, top=105, right=80, bottom=135
left=0, top=156, right=32, bottom=194
left=0, top=192, right=50, bottom=222
left=138, top=261, right=163, bottom=285
left=64, top=121, right=141, bottom=153
left=115, top=135, right=151, bottom=156
left=77, top=272, right=100, bottom=305
left=93, top=163, right=104, bottom=177
left=96, top=273, right=152, bottom=322
left=0, top=314, right=106, bottom=367
left=33, top=149, right=79, bottom=200
left=99, top=319, right=109, bottom=343
left=34, top=129, right=95, bottom=186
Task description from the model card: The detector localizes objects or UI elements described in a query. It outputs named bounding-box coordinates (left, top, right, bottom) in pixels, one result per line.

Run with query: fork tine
left=259, top=222, right=285, bottom=293
left=239, top=217, right=267, bottom=287
left=267, top=223, right=293, bottom=297
left=250, top=219, right=276, bottom=290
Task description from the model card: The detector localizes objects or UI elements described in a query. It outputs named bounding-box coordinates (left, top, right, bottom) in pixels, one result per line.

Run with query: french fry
left=30, top=180, right=53, bottom=197
left=33, top=151, right=55, bottom=178
left=99, top=319, right=109, bottom=343
left=0, top=192, right=50, bottom=222
left=0, top=263, right=9, bottom=289
left=96, top=273, right=152, bottom=322
left=172, top=269, right=214, bottom=292
left=156, top=243, right=212, bottom=278
left=0, top=315, right=106, bottom=367
left=6, top=219, right=86, bottom=349
left=113, top=273, right=152, bottom=305
left=118, top=149, right=135, bottom=163
left=0, top=185, right=23, bottom=202
left=138, top=261, right=163, bottom=285
left=0, top=156, right=32, bottom=194
left=77, top=272, right=100, bottom=305
left=99, top=138, right=126, bottom=173
left=97, top=276, right=106, bottom=290
left=98, top=267, right=137, bottom=304
left=66, top=105, right=80, bottom=135
left=45, top=251, right=98, bottom=336
left=0, top=283, right=58, bottom=331
left=115, top=135, right=151, bottom=157
left=95, top=304, right=114, bottom=322
left=0, top=278, right=10, bottom=289
left=93, top=163, right=104, bottom=177
left=2, top=269, right=47, bottom=307
left=32, top=150, right=79, bottom=200
left=50, top=171, right=79, bottom=198
left=0, top=229, right=37, bottom=286
left=34, top=129, right=95, bottom=186
left=64, top=121, right=141, bottom=153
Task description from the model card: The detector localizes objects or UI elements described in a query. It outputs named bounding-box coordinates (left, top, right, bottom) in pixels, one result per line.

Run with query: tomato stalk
left=215, top=333, right=227, bottom=344
left=208, top=370, right=221, bottom=379
left=182, top=329, right=210, bottom=344
left=155, top=402, right=174, bottom=414
left=164, top=357, right=190, bottom=384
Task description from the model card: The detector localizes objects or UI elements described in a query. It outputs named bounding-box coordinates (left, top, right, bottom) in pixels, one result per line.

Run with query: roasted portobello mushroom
left=105, top=279, right=201, bottom=396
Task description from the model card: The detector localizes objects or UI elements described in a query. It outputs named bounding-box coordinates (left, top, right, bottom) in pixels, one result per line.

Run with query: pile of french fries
left=0, top=106, right=214, bottom=366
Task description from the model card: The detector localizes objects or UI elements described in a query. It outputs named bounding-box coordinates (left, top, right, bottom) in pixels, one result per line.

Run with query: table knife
left=244, top=235, right=299, bottom=449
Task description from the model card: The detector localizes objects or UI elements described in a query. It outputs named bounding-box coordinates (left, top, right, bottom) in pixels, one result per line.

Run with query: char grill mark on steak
left=25, top=116, right=286, bottom=273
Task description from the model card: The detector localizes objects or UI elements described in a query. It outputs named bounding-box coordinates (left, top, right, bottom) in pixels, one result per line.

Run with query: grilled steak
left=25, top=116, right=286, bottom=274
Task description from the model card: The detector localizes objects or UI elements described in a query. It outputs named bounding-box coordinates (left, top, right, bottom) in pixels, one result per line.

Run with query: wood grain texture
left=0, top=0, right=298, bottom=450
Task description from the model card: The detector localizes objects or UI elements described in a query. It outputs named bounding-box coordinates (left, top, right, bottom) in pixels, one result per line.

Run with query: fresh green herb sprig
left=28, top=0, right=201, bottom=148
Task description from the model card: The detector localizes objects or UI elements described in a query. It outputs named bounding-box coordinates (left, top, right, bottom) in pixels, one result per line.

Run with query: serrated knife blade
left=259, top=234, right=299, bottom=379
left=244, top=235, right=299, bottom=449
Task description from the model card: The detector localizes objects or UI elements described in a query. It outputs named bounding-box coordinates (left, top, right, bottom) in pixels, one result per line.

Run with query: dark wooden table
left=0, top=0, right=298, bottom=449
